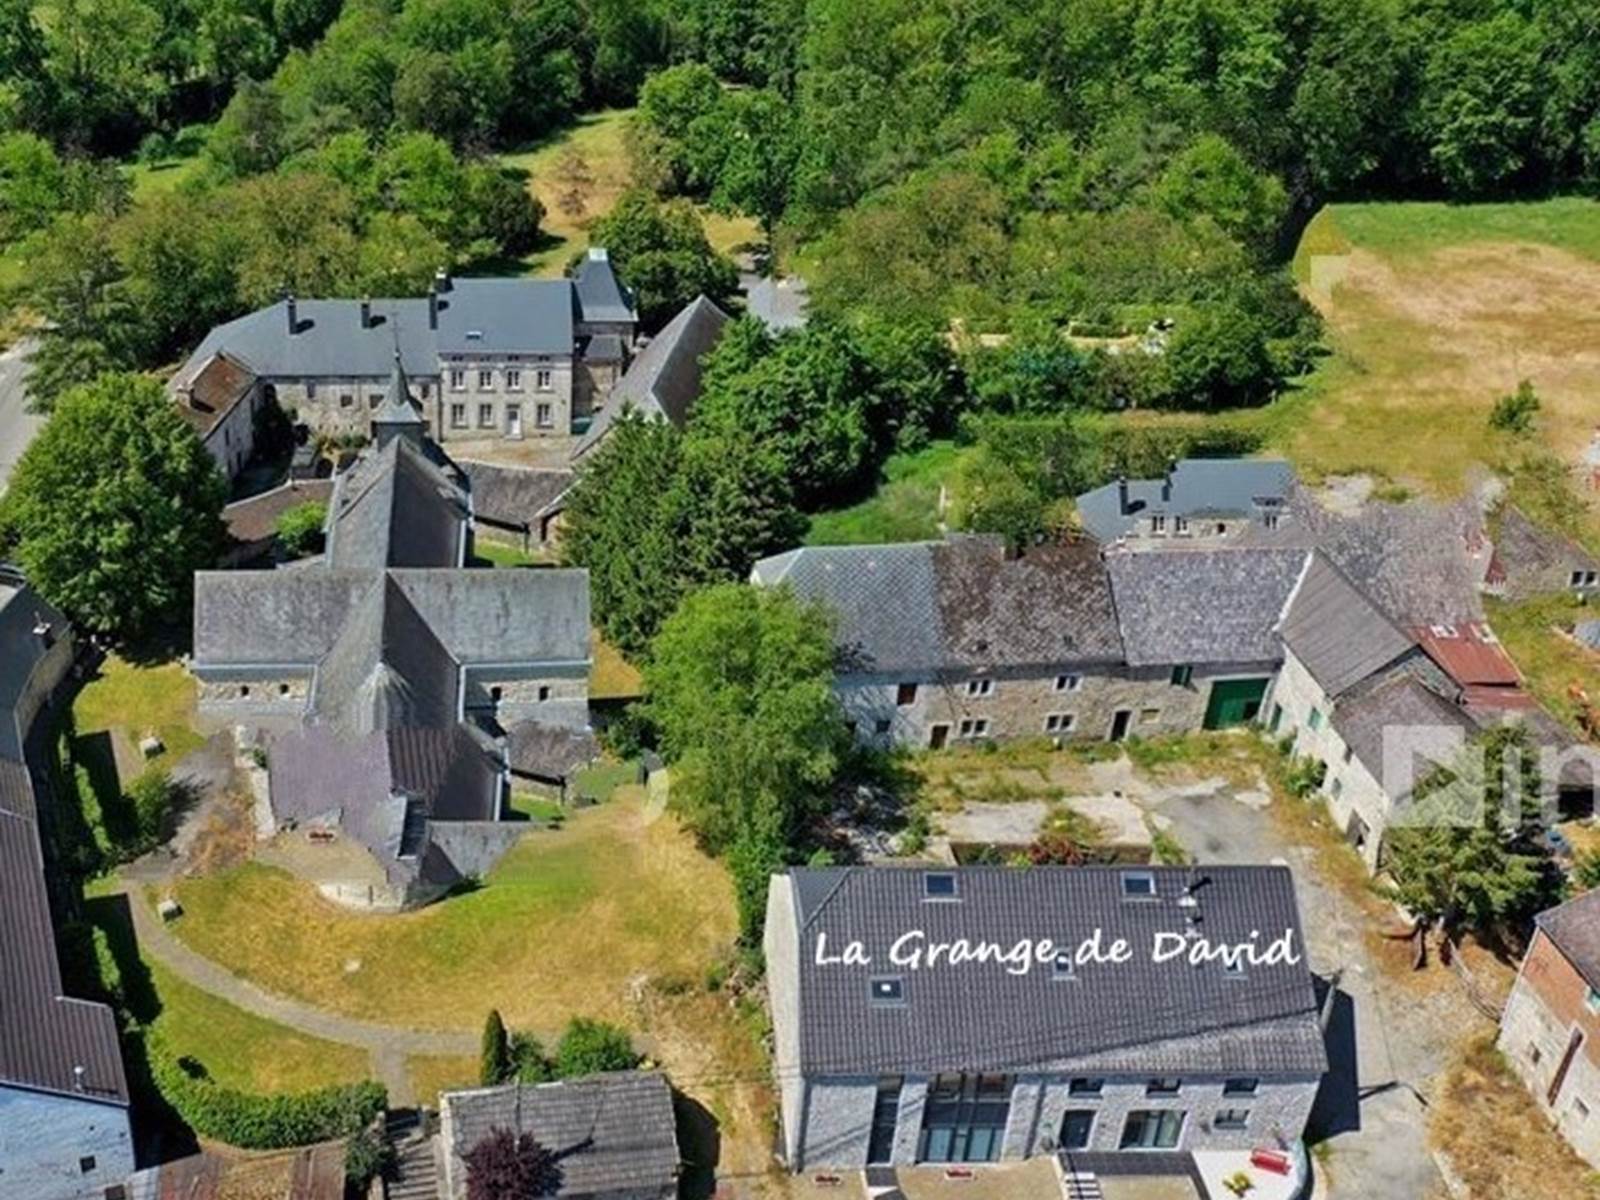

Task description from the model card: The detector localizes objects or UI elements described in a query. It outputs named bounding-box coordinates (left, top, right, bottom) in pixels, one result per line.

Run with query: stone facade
left=198, top=380, right=268, bottom=477
left=436, top=354, right=571, bottom=441
left=1265, top=650, right=1390, bottom=868
left=272, top=375, right=441, bottom=440
left=1498, top=930, right=1600, bottom=1166
left=461, top=665, right=590, bottom=726
left=0, top=1084, right=135, bottom=1200
left=840, top=661, right=1278, bottom=751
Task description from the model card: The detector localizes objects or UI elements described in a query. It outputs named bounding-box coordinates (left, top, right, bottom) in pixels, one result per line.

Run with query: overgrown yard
left=803, top=440, right=966, bottom=546
left=1273, top=199, right=1600, bottom=496
left=164, top=790, right=735, bottom=1033
left=1487, top=593, right=1600, bottom=736
left=1432, top=1037, right=1600, bottom=1199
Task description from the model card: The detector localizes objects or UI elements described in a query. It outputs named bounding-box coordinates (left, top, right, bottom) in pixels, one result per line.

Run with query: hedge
left=146, top=1030, right=386, bottom=1149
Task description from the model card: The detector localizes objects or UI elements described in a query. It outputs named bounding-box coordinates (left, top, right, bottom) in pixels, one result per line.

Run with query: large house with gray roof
left=171, top=250, right=637, bottom=476
left=190, top=375, right=592, bottom=909
left=764, top=864, right=1326, bottom=1173
left=1076, top=459, right=1296, bottom=544
left=0, top=569, right=135, bottom=1199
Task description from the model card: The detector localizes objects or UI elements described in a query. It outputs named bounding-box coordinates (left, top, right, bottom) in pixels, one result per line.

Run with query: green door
left=1203, top=678, right=1270, bottom=729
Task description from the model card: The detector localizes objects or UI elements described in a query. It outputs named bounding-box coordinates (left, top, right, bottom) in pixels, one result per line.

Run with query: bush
left=510, top=1032, right=553, bottom=1083
left=345, top=1127, right=394, bottom=1188
left=553, top=1018, right=639, bottom=1077
left=481, top=1009, right=512, bottom=1086
left=146, top=1030, right=386, bottom=1149
left=464, top=1129, right=562, bottom=1200
left=127, top=767, right=177, bottom=843
left=275, top=501, right=328, bottom=557
left=1490, top=379, right=1540, bottom=435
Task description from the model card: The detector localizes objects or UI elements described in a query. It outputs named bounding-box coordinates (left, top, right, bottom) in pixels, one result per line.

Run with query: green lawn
left=165, top=792, right=736, bottom=1035
left=471, top=538, right=544, bottom=568
left=1315, top=198, right=1600, bottom=264
left=125, top=154, right=203, bottom=202
left=804, top=440, right=968, bottom=545
left=1487, top=593, right=1600, bottom=737
left=72, top=655, right=204, bottom=775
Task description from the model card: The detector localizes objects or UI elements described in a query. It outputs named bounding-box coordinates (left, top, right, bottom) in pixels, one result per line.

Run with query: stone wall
left=0, top=1086, right=135, bottom=1200
left=195, top=673, right=311, bottom=730
left=839, top=661, right=1277, bottom=751
left=272, top=375, right=436, bottom=439
left=791, top=1071, right=1321, bottom=1170
left=437, top=354, right=573, bottom=440
left=1498, top=930, right=1600, bottom=1167
left=198, top=381, right=265, bottom=478
left=462, top=665, right=589, bottom=726
left=10, top=623, right=74, bottom=753
left=764, top=877, right=807, bottom=1165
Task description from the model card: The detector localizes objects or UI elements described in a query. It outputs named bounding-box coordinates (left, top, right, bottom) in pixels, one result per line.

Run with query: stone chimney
left=1117, top=475, right=1130, bottom=515
left=285, top=292, right=297, bottom=334
left=428, top=290, right=439, bottom=330
left=433, top=267, right=452, bottom=294
left=360, top=297, right=372, bottom=329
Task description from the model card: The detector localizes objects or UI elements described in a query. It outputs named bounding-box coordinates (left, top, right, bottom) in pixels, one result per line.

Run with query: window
left=897, top=682, right=918, bottom=706
left=1121, top=870, right=1156, bottom=898
left=957, top=718, right=989, bottom=739
left=1574, top=571, right=1590, bottom=587
left=79, top=1156, right=97, bottom=1174
left=918, top=1074, right=1012, bottom=1164
left=1170, top=664, right=1192, bottom=687
left=339, top=392, right=353, bottom=409
left=1214, top=522, right=1226, bottom=535
left=1587, top=988, right=1600, bottom=1014
left=1268, top=702, right=1283, bottom=733
left=1146, top=1079, right=1182, bottom=1097
left=1174, top=516, right=1189, bottom=535
left=1055, top=674, right=1082, bottom=692
left=1044, top=713, right=1075, bottom=734
left=478, top=369, right=494, bottom=389
left=1068, top=1078, right=1105, bottom=1097
left=505, top=404, right=521, bottom=434
left=924, top=872, right=958, bottom=899
left=420, top=383, right=430, bottom=399
left=478, top=403, right=494, bottom=428
left=1222, top=1078, right=1259, bottom=1097
left=537, top=685, right=551, bottom=702
left=450, top=369, right=466, bottom=390
left=536, top=368, right=553, bottom=391
left=965, top=678, right=994, bottom=698
left=506, top=368, right=522, bottom=390
left=536, top=403, right=553, bottom=428
left=874, top=718, right=891, bottom=734
left=238, top=685, right=251, bottom=699
left=868, top=1077, right=903, bottom=1165
left=1308, top=708, right=1323, bottom=731
left=277, top=683, right=289, bottom=697
left=1119, top=1110, right=1185, bottom=1150
left=450, top=403, right=467, bottom=428
left=489, top=686, right=503, bottom=703
left=1151, top=515, right=1167, bottom=535
left=869, top=977, right=905, bottom=1004
left=369, top=393, right=381, bottom=409
left=1263, top=512, right=1280, bottom=530
left=1140, top=707, right=1161, bottom=724
left=1214, top=1109, right=1250, bottom=1130
left=306, top=380, right=317, bottom=399
left=1052, top=951, right=1075, bottom=979
left=1060, top=1110, right=1095, bottom=1152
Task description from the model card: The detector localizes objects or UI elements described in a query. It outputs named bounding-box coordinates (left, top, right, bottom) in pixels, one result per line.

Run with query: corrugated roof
left=443, top=1072, right=678, bottom=1197
left=779, top=865, right=1326, bottom=1077
left=1281, top=553, right=1414, bottom=697
left=1076, top=459, right=1294, bottom=542
left=1411, top=623, right=1522, bottom=688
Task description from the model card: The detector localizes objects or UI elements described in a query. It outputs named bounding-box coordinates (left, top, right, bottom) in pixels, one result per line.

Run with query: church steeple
left=371, top=348, right=425, bottom=449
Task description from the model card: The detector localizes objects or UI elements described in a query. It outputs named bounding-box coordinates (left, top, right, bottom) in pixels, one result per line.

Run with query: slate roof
left=1494, top=505, right=1600, bottom=599
left=778, top=865, right=1326, bottom=1077
left=572, top=296, right=731, bottom=459
left=1328, top=670, right=1474, bottom=788
left=1076, top=459, right=1295, bottom=542
left=1105, top=546, right=1308, bottom=667
left=1280, top=553, right=1414, bottom=698
left=0, top=574, right=68, bottom=759
left=171, top=351, right=257, bottom=440
left=443, top=1072, right=678, bottom=1198
left=436, top=278, right=574, bottom=356
left=1534, top=889, right=1600, bottom=990
left=325, top=437, right=469, bottom=570
left=506, top=720, right=600, bottom=782
left=223, top=480, right=335, bottom=548
left=459, top=461, right=575, bottom=529
left=753, top=536, right=1122, bottom=676
left=573, top=250, right=638, bottom=325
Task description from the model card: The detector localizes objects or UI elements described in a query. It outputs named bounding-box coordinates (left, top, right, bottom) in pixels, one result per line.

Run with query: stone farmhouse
left=170, top=249, right=637, bottom=475
left=1076, top=458, right=1295, bottom=543
left=189, top=370, right=593, bottom=910
left=1499, top=889, right=1600, bottom=1169
left=0, top=568, right=135, bottom=1199
left=764, top=863, right=1325, bottom=1189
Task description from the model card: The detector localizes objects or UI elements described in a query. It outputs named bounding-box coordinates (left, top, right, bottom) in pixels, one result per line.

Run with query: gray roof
left=1495, top=506, right=1599, bottom=599
left=506, top=721, right=600, bottom=781
left=1106, top=547, right=1308, bottom=667
left=572, top=296, right=730, bottom=459
left=459, top=461, right=575, bottom=528
left=443, top=1072, right=678, bottom=1198
left=326, top=437, right=469, bottom=570
left=1329, top=669, right=1474, bottom=787
left=436, top=278, right=575, bottom=356
left=1281, top=553, right=1415, bottom=698
left=371, top=352, right=425, bottom=429
left=0, top=575, right=68, bottom=759
left=1076, top=459, right=1295, bottom=542
left=754, top=536, right=1122, bottom=677
left=742, top=273, right=809, bottom=330
left=389, top=569, right=590, bottom=664
left=1535, top=889, right=1600, bottom=989
left=580, top=334, right=627, bottom=362
left=572, top=250, right=637, bottom=325
left=779, top=865, right=1326, bottom=1077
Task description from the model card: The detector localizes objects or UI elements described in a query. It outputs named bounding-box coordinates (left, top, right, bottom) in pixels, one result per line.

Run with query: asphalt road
left=0, top=337, right=41, bottom=494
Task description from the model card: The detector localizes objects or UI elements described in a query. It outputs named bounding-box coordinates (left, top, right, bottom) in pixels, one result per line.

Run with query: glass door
left=917, top=1074, right=1013, bottom=1163
left=1060, top=1110, right=1095, bottom=1152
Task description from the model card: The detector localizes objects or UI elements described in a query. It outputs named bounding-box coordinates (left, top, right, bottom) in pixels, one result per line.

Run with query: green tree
left=1418, top=13, right=1544, bottom=194
left=127, top=767, right=176, bottom=843
left=1160, top=304, right=1279, bottom=410
left=205, top=79, right=289, bottom=179
left=634, top=61, right=725, bottom=193
left=645, top=584, right=844, bottom=940
left=480, top=1008, right=512, bottom=1085
left=709, top=87, right=796, bottom=253
left=584, top=189, right=736, bottom=330
left=1150, top=134, right=1288, bottom=253
left=0, top=131, right=65, bottom=241
left=552, top=1018, right=638, bottom=1077
left=274, top=500, right=328, bottom=557
left=4, top=373, right=227, bottom=639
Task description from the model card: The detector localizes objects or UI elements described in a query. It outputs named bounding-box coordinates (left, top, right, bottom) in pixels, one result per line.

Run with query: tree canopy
left=1, top=373, right=226, bottom=640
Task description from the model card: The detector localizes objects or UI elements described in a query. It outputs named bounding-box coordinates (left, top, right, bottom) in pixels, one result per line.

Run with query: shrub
left=481, top=1009, right=512, bottom=1086
left=510, top=1032, right=553, bottom=1083
left=553, top=1018, right=639, bottom=1078
left=146, top=1030, right=385, bottom=1149
left=127, top=767, right=177, bottom=843
left=1573, top=849, right=1600, bottom=893
left=275, top=500, right=328, bottom=557
left=345, top=1127, right=395, bottom=1188
left=1489, top=379, right=1540, bottom=435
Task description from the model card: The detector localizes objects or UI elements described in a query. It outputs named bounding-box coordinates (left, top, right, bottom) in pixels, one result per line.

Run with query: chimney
left=32, top=612, right=53, bottom=649
left=285, top=292, right=297, bottom=334
left=428, top=290, right=439, bottom=330
left=1162, top=457, right=1178, bottom=503
left=1117, top=475, right=1130, bottom=515
left=73, top=1064, right=85, bottom=1092
left=359, top=297, right=372, bottom=329
left=587, top=246, right=608, bottom=262
left=433, top=267, right=452, bottom=294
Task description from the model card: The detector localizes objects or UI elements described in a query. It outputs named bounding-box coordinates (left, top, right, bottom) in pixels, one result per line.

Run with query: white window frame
left=536, top=402, right=553, bottom=428
left=535, top=368, right=553, bottom=391
left=478, top=368, right=494, bottom=390
left=477, top=402, right=494, bottom=429
left=506, top=368, right=523, bottom=391
left=957, top=717, right=990, bottom=739
left=965, top=678, right=994, bottom=698
left=1044, top=713, right=1075, bottom=734
left=1055, top=674, right=1082, bottom=693
left=450, top=369, right=466, bottom=391
left=450, top=403, right=467, bottom=428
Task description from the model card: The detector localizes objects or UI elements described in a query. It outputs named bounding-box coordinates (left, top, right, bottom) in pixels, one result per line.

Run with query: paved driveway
left=1147, top=780, right=1469, bottom=1200
left=0, top=338, right=41, bottom=494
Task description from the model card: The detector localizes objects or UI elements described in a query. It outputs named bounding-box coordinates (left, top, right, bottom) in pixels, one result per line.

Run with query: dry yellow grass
left=167, top=792, right=736, bottom=1035
left=590, top=628, right=644, bottom=699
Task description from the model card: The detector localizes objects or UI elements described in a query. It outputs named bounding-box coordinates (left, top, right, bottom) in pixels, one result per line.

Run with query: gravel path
left=116, top=880, right=476, bottom=1104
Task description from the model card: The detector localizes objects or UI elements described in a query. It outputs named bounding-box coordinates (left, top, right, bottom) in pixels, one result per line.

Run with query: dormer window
left=924, top=872, right=958, bottom=900
left=870, top=977, right=905, bottom=1005
left=1151, top=515, right=1167, bottom=535
left=1121, top=871, right=1156, bottom=899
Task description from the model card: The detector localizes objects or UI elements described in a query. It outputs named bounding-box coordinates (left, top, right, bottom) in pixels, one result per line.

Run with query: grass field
left=408, top=1054, right=480, bottom=1108
left=125, top=154, right=203, bottom=202
left=803, top=440, right=966, bottom=546
left=1276, top=199, right=1600, bottom=496
left=590, top=628, right=644, bottom=699
left=499, top=108, right=757, bottom=276
left=165, top=789, right=735, bottom=1034
left=1487, top=594, right=1600, bottom=733
left=72, top=655, right=204, bottom=775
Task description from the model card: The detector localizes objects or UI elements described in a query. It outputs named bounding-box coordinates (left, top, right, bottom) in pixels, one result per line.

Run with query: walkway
left=116, top=880, right=477, bottom=1104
